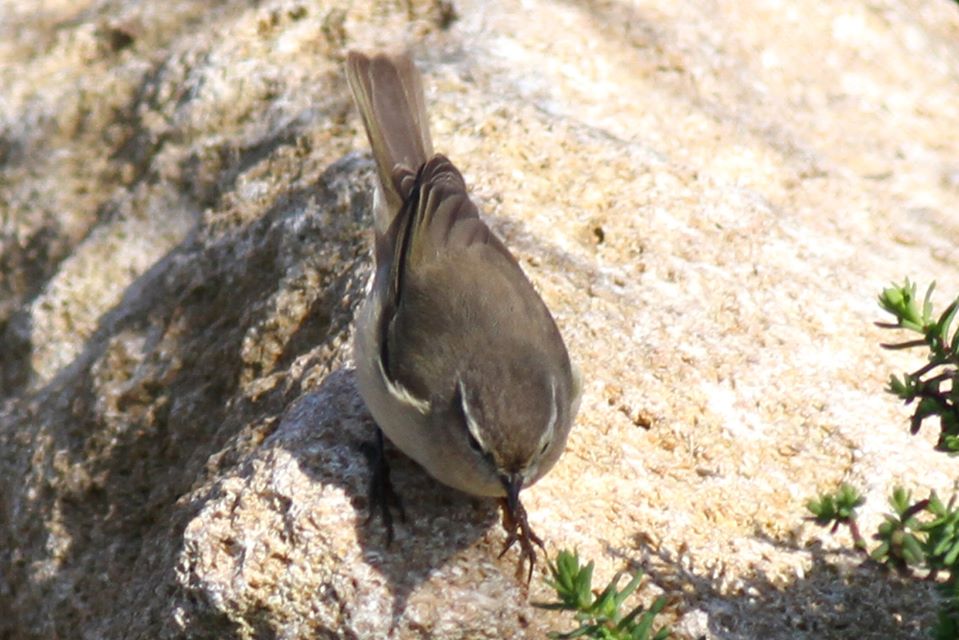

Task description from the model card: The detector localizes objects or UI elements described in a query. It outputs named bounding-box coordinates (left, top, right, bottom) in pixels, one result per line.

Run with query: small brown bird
left=346, top=50, right=580, bottom=582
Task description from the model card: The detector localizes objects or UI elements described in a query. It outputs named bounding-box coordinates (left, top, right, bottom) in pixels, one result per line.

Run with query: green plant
left=870, top=486, right=929, bottom=573
left=536, top=549, right=670, bottom=640
left=808, top=279, right=959, bottom=638
left=808, top=484, right=959, bottom=638
left=877, top=279, right=959, bottom=452
left=806, top=483, right=867, bottom=550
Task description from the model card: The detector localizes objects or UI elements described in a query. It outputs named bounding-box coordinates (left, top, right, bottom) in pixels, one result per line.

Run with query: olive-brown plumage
left=346, top=50, right=580, bottom=582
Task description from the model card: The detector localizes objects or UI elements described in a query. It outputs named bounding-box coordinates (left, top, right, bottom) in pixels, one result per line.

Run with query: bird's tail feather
left=345, top=50, right=433, bottom=215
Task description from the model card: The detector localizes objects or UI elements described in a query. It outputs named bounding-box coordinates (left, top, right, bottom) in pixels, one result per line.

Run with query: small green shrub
left=877, top=279, right=959, bottom=452
left=808, top=484, right=959, bottom=638
left=809, top=279, right=959, bottom=638
left=537, top=549, right=670, bottom=640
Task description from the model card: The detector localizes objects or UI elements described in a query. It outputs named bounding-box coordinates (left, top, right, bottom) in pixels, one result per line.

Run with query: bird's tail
left=345, top=51, right=434, bottom=216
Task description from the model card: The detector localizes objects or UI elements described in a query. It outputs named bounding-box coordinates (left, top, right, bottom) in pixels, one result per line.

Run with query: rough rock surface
left=2, top=0, right=959, bottom=638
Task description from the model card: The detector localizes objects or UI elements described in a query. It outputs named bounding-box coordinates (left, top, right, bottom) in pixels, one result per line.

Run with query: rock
left=2, top=0, right=958, bottom=638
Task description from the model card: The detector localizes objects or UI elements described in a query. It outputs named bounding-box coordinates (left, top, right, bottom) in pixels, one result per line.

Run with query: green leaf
left=614, top=571, right=645, bottom=611
left=887, top=373, right=917, bottom=400
left=871, top=540, right=891, bottom=562
left=929, top=491, right=947, bottom=516
left=879, top=279, right=924, bottom=331
left=837, top=484, right=866, bottom=515
left=631, top=597, right=668, bottom=640
left=902, top=533, right=926, bottom=565
left=937, top=300, right=959, bottom=344
left=923, top=281, right=937, bottom=326
left=939, top=434, right=959, bottom=453
left=944, top=542, right=959, bottom=567
left=891, top=487, right=912, bottom=515
left=590, top=573, right=621, bottom=617
left=932, top=535, right=952, bottom=558
left=577, top=561, right=595, bottom=608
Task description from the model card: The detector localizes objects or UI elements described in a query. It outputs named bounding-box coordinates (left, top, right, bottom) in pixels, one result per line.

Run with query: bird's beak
left=502, top=473, right=524, bottom=515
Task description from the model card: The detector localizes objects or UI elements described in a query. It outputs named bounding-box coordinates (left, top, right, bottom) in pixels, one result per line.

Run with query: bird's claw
left=498, top=496, right=546, bottom=585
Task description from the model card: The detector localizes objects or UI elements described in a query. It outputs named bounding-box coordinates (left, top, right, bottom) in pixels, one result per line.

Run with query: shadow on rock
left=273, top=366, right=501, bottom=630
left=0, top=152, right=380, bottom=639
left=623, top=530, right=937, bottom=640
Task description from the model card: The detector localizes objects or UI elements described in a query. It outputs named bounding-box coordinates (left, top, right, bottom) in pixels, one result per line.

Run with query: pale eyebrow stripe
left=459, top=378, right=489, bottom=452
left=541, top=376, right=558, bottom=449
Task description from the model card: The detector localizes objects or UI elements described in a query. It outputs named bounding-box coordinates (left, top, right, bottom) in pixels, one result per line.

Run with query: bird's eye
left=539, top=439, right=550, bottom=456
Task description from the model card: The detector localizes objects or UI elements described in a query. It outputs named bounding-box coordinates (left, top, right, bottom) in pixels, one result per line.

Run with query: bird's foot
left=498, top=495, right=546, bottom=585
left=361, top=427, right=406, bottom=545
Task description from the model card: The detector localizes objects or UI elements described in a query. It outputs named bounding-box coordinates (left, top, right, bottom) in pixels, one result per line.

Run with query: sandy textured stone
left=2, top=0, right=959, bottom=638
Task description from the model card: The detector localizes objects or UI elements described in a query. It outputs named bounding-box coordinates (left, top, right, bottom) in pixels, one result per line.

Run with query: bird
left=345, top=50, right=580, bottom=582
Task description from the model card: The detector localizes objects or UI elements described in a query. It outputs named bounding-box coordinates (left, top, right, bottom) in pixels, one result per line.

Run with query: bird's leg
left=498, top=495, right=546, bottom=585
left=361, top=427, right=406, bottom=545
